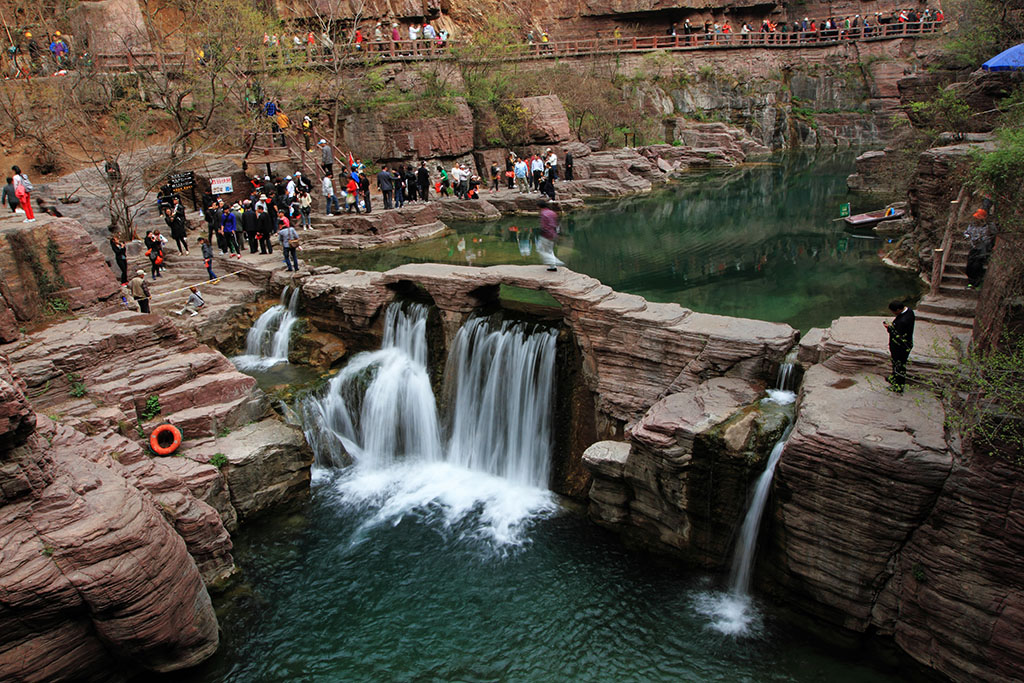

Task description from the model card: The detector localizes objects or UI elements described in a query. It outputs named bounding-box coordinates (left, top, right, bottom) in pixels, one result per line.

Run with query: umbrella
left=982, top=43, right=1024, bottom=71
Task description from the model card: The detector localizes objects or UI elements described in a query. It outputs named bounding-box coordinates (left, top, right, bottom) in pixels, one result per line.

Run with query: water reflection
left=310, top=151, right=922, bottom=331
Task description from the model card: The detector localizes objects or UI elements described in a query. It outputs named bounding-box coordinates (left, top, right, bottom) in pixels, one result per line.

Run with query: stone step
left=916, top=310, right=974, bottom=329
left=938, top=284, right=979, bottom=299
left=917, top=296, right=978, bottom=317
left=941, top=272, right=969, bottom=285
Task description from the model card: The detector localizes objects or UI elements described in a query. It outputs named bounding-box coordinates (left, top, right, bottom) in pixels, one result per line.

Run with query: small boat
left=844, top=207, right=905, bottom=228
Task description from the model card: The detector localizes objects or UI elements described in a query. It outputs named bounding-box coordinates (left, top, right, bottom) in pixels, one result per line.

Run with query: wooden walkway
left=93, top=21, right=943, bottom=73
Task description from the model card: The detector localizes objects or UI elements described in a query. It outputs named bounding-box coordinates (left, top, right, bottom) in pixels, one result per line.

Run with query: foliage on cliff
left=945, top=0, right=1024, bottom=65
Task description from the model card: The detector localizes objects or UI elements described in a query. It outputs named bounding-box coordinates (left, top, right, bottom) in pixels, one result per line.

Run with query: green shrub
left=141, top=395, right=162, bottom=421
left=210, top=452, right=229, bottom=468
left=68, top=373, right=87, bottom=398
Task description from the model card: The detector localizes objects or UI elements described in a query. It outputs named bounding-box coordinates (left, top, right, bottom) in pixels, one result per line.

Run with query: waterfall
left=443, top=316, right=557, bottom=488
left=302, top=303, right=559, bottom=544
left=234, top=287, right=300, bottom=370
left=693, top=358, right=799, bottom=635
left=303, top=302, right=442, bottom=469
left=727, top=424, right=794, bottom=595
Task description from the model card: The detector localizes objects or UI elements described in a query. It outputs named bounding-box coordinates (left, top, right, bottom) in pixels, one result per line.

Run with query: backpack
left=21, top=176, right=33, bottom=193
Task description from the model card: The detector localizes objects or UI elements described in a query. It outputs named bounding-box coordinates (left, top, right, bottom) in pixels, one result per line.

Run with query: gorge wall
left=0, top=217, right=314, bottom=679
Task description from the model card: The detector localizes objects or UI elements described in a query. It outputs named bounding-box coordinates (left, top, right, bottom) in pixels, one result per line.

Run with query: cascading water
left=443, top=316, right=557, bottom=488
left=694, top=358, right=799, bottom=635
left=303, top=302, right=559, bottom=545
left=233, top=287, right=300, bottom=370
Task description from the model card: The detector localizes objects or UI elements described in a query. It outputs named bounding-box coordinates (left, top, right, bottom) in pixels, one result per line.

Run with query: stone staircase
left=917, top=238, right=978, bottom=331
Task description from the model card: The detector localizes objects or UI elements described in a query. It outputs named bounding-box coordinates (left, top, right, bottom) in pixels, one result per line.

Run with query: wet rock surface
left=583, top=377, right=787, bottom=564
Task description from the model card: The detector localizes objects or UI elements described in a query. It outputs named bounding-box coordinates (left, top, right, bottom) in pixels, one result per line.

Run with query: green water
left=309, top=151, right=922, bottom=332
left=173, top=472, right=904, bottom=683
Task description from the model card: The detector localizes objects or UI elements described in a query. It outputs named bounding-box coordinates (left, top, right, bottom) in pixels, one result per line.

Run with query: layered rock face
left=583, top=378, right=790, bottom=565
left=0, top=358, right=219, bottom=681
left=0, top=218, right=122, bottom=342
left=761, top=365, right=1024, bottom=683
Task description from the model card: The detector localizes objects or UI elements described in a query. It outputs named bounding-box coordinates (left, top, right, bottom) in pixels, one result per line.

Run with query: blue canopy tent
left=982, top=43, right=1024, bottom=71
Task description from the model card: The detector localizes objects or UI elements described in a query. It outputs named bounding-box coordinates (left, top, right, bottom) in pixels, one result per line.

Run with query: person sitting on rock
left=176, top=286, right=205, bottom=317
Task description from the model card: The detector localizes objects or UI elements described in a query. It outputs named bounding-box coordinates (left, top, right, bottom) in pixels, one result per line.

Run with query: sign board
left=839, top=202, right=851, bottom=218
left=168, top=171, right=195, bottom=194
left=210, top=176, right=233, bottom=195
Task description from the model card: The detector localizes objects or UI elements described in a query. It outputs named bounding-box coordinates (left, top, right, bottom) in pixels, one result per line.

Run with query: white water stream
left=695, top=361, right=798, bottom=636
left=233, top=287, right=301, bottom=370
left=303, top=303, right=559, bottom=546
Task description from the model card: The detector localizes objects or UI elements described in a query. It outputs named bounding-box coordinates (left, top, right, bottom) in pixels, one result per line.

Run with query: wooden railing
left=93, top=20, right=943, bottom=72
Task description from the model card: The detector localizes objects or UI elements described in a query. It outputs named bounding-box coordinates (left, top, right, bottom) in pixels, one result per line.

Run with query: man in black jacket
left=884, top=300, right=915, bottom=393
left=377, top=166, right=393, bottom=209
left=241, top=200, right=259, bottom=253
left=255, top=204, right=275, bottom=254
left=417, top=162, right=430, bottom=201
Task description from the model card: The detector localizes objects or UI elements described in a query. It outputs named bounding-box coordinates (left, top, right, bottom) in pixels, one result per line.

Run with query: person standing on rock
left=318, top=139, right=333, bottom=176
left=2, top=176, right=19, bottom=213
left=255, top=203, right=274, bottom=254
left=359, top=171, right=372, bottom=213
left=883, top=300, right=915, bottom=393
left=514, top=157, right=528, bottom=193
left=392, top=167, right=405, bottom=208
left=11, top=166, right=34, bottom=222
left=109, top=233, right=128, bottom=284
left=321, top=175, right=338, bottom=215
left=564, top=150, right=574, bottom=181
left=536, top=200, right=564, bottom=271
left=377, top=165, right=393, bottom=209
left=130, top=269, right=151, bottom=313
left=164, top=205, right=189, bottom=255
left=198, top=237, right=217, bottom=281
left=277, top=219, right=300, bottom=271
left=242, top=200, right=259, bottom=251
left=417, top=162, right=430, bottom=201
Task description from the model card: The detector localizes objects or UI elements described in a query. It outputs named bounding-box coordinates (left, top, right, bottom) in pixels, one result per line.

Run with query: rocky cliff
left=763, top=365, right=1024, bottom=683
left=0, top=356, right=220, bottom=680
left=0, top=217, right=315, bottom=678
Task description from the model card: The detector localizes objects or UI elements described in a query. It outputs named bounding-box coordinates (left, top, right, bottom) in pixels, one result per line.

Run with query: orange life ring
left=149, top=424, right=182, bottom=456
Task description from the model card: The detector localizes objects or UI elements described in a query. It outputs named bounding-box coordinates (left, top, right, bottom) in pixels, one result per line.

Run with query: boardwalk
left=94, top=21, right=943, bottom=73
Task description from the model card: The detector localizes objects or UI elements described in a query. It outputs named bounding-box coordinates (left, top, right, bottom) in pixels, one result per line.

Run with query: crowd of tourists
left=663, top=7, right=943, bottom=43
left=254, top=5, right=943, bottom=64
left=4, top=29, right=73, bottom=78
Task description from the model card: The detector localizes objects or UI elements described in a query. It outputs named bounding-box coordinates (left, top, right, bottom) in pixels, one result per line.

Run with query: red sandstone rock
left=760, top=364, right=1024, bottom=682
left=583, top=378, right=785, bottom=563
left=519, top=95, right=572, bottom=145
left=338, top=99, right=475, bottom=161
left=0, top=418, right=219, bottom=679
left=0, top=218, right=120, bottom=324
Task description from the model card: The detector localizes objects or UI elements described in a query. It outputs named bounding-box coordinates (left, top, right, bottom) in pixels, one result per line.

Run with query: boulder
left=0, top=413, right=219, bottom=679
left=519, top=95, right=572, bottom=145
left=437, top=198, right=502, bottom=222
left=584, top=377, right=788, bottom=564
left=338, top=98, right=475, bottom=161
left=184, top=420, right=313, bottom=521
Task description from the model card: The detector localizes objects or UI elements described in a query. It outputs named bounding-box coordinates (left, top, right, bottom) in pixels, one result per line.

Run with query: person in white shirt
left=546, top=150, right=558, bottom=180
left=530, top=156, right=544, bottom=191
left=321, top=175, right=338, bottom=215
left=285, top=175, right=296, bottom=198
